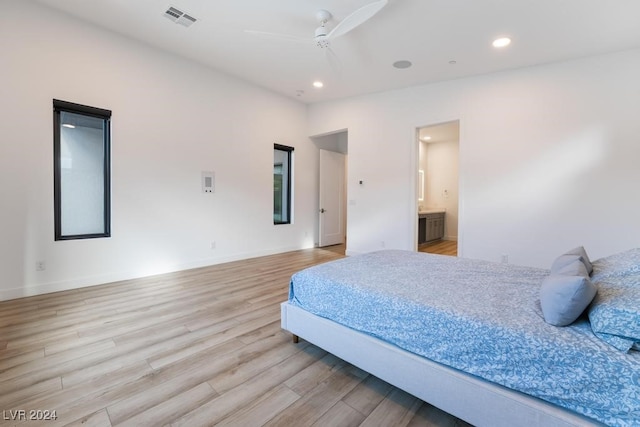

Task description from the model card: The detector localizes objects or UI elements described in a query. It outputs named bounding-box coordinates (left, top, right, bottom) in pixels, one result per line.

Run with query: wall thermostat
left=202, top=171, right=215, bottom=193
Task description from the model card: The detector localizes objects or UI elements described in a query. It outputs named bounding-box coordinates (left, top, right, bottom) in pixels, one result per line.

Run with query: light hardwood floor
left=418, top=240, right=457, bottom=257
left=0, top=248, right=470, bottom=427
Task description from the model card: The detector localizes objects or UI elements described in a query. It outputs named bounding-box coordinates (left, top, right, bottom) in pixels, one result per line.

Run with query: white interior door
left=319, top=149, right=345, bottom=247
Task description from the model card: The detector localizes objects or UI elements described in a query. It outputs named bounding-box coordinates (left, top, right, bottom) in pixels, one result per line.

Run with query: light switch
left=202, top=171, right=215, bottom=193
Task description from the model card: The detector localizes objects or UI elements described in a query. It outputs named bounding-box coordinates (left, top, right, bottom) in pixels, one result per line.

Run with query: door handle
left=320, top=208, right=325, bottom=213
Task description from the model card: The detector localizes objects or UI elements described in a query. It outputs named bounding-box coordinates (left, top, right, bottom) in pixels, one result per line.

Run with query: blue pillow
left=588, top=249, right=640, bottom=352
left=589, top=289, right=640, bottom=352
left=540, top=274, right=597, bottom=327
left=591, top=248, right=640, bottom=282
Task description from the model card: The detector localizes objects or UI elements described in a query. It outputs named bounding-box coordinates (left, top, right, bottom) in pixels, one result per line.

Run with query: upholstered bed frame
left=281, top=302, right=602, bottom=427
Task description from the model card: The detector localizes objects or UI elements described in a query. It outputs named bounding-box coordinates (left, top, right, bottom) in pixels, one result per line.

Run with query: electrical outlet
left=381, top=241, right=386, bottom=248
left=210, top=241, right=216, bottom=249
left=36, top=261, right=46, bottom=271
left=501, top=254, right=508, bottom=264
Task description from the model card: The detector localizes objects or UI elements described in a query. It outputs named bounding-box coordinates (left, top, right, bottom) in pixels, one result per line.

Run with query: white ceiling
left=36, top=0, right=640, bottom=104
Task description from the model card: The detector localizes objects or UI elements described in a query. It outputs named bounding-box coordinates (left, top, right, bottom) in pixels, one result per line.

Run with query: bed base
left=281, top=302, right=602, bottom=427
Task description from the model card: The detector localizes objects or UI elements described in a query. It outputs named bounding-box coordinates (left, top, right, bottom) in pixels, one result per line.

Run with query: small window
left=274, top=144, right=293, bottom=224
left=53, top=99, right=111, bottom=240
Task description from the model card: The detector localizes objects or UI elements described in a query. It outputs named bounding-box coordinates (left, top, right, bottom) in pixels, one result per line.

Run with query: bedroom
left=1, top=0, right=639, bottom=425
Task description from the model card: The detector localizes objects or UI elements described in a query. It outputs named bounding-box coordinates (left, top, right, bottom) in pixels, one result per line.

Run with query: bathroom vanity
left=418, top=210, right=445, bottom=244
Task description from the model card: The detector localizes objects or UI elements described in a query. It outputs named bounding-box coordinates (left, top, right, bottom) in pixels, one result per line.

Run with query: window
left=53, top=99, right=111, bottom=240
left=273, top=144, right=293, bottom=224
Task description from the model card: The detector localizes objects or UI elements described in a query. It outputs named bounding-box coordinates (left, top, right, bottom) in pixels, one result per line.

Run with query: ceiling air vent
left=163, top=6, right=197, bottom=28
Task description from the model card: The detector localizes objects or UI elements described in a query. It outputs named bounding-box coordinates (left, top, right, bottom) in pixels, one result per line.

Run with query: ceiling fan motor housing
left=315, top=36, right=330, bottom=48
left=315, top=25, right=330, bottom=48
left=315, top=25, right=329, bottom=38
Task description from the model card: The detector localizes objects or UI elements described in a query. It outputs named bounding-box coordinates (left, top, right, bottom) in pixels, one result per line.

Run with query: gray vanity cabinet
left=418, top=212, right=445, bottom=244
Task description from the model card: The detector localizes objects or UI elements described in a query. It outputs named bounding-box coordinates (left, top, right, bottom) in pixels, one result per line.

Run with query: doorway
left=416, top=121, right=459, bottom=254
left=311, top=130, right=348, bottom=249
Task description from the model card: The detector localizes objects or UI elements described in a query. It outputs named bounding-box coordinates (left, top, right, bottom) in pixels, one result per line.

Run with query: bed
left=281, top=248, right=640, bottom=427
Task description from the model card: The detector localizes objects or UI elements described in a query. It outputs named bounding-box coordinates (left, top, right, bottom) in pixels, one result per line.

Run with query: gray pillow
left=564, top=246, right=593, bottom=274
left=540, top=274, right=597, bottom=326
left=550, top=254, right=583, bottom=274
left=553, top=258, right=589, bottom=277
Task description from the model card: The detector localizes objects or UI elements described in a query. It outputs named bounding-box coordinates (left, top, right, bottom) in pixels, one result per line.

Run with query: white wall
left=423, top=140, right=459, bottom=240
left=311, top=131, right=349, bottom=155
left=0, top=1, right=315, bottom=300
left=308, top=49, right=640, bottom=267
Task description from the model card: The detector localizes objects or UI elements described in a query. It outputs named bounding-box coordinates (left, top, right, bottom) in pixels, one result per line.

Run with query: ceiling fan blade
left=327, top=0, right=388, bottom=39
left=326, top=46, right=342, bottom=74
left=244, top=29, right=311, bottom=44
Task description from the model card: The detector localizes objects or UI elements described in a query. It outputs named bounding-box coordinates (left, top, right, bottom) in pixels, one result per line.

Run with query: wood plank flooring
left=418, top=240, right=457, bottom=257
left=0, top=248, right=470, bottom=427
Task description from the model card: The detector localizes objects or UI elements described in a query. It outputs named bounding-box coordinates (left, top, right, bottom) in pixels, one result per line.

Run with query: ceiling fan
left=245, top=0, right=388, bottom=70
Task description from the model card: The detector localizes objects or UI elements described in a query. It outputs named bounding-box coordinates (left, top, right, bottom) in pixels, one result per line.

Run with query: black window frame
left=273, top=143, right=294, bottom=225
left=53, top=99, right=112, bottom=241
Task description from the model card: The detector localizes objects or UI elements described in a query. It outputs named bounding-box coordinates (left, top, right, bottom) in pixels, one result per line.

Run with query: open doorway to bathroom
left=416, top=121, right=459, bottom=256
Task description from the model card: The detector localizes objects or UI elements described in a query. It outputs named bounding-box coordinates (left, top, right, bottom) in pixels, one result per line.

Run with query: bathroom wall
left=423, top=140, right=459, bottom=240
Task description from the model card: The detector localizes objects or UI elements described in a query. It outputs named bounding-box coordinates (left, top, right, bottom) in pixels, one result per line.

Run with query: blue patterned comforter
left=288, top=250, right=640, bottom=426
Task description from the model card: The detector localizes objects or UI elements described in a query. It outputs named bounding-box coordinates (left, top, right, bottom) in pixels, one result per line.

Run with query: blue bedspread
left=288, top=250, right=640, bottom=426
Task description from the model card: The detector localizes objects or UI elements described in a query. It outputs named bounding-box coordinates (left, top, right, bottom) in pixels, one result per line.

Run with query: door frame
left=310, top=130, right=348, bottom=249
left=414, top=120, right=461, bottom=255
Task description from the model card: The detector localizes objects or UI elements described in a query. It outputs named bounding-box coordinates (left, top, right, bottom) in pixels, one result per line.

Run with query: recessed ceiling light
left=492, top=37, right=511, bottom=48
left=62, top=124, right=75, bottom=129
left=448, top=60, right=457, bottom=65
left=393, top=60, right=412, bottom=69
left=313, top=81, right=324, bottom=88
left=421, top=136, right=432, bottom=141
